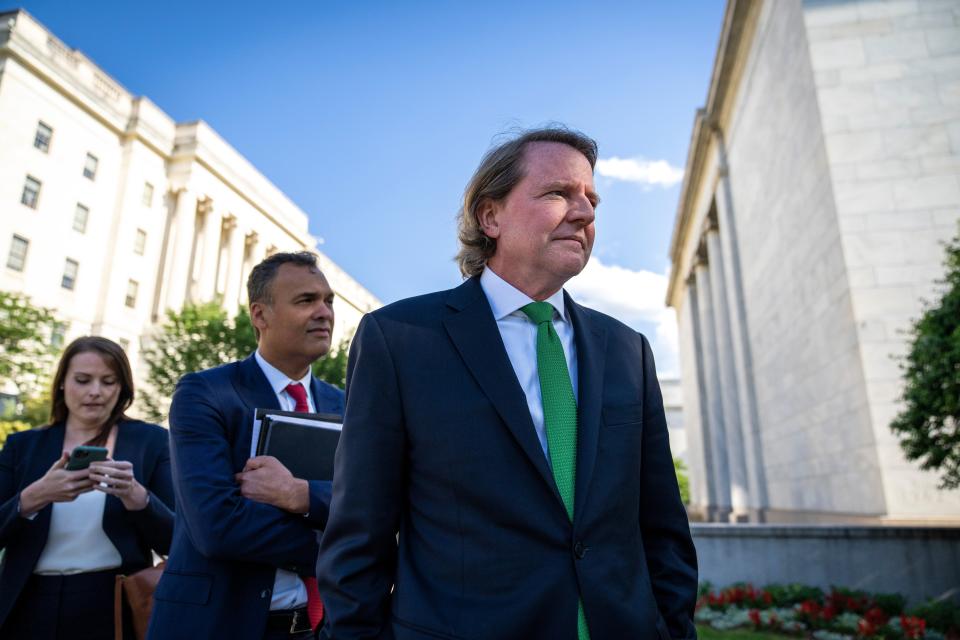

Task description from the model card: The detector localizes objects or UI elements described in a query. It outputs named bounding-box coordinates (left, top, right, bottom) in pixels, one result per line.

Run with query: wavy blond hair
left=455, top=126, right=598, bottom=278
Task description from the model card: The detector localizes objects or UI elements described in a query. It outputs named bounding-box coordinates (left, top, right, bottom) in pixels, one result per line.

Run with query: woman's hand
left=88, top=460, right=149, bottom=511
left=18, top=452, right=96, bottom=517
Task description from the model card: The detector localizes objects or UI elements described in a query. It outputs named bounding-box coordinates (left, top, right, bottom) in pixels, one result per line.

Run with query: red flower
left=857, top=618, right=877, bottom=637
left=864, top=607, right=889, bottom=627
left=748, top=609, right=761, bottom=628
left=900, top=615, right=926, bottom=639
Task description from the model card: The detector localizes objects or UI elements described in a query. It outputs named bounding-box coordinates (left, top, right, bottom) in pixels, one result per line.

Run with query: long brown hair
left=48, top=336, right=135, bottom=446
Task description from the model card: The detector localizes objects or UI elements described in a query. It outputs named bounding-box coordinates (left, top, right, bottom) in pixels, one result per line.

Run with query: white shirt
left=254, top=350, right=313, bottom=610
left=479, top=267, right=579, bottom=464
left=34, top=489, right=122, bottom=575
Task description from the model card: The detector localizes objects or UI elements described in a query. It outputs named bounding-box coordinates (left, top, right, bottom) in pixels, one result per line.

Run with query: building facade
left=0, top=10, right=380, bottom=399
left=667, top=0, right=960, bottom=523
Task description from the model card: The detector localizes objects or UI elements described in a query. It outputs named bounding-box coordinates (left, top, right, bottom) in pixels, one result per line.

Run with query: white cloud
left=566, top=257, right=680, bottom=377
left=595, top=156, right=684, bottom=188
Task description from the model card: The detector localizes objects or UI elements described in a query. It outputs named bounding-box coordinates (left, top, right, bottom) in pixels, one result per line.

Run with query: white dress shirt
left=479, top=267, right=579, bottom=465
left=254, top=350, right=313, bottom=610
left=34, top=489, right=122, bottom=575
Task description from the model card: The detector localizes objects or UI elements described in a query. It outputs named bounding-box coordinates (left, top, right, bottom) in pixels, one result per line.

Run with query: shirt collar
left=479, top=267, right=567, bottom=323
left=254, top=350, right=312, bottom=396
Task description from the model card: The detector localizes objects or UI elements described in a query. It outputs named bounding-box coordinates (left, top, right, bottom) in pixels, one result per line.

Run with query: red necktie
left=283, top=382, right=324, bottom=629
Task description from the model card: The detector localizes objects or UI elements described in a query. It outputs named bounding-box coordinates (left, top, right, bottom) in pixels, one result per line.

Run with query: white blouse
left=34, top=489, right=122, bottom=575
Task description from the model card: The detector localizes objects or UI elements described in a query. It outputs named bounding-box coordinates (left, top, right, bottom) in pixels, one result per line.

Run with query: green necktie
left=520, top=302, right=590, bottom=640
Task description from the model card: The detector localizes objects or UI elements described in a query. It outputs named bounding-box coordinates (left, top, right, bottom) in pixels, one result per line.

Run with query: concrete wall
left=693, top=523, right=960, bottom=604
left=722, top=0, right=884, bottom=515
left=804, top=0, right=960, bottom=519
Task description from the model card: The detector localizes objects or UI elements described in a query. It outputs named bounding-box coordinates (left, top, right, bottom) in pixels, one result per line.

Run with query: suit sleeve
left=0, top=434, right=31, bottom=547
left=125, top=428, right=176, bottom=555
left=637, top=334, right=699, bottom=640
left=168, top=372, right=319, bottom=572
left=305, top=480, right=332, bottom=528
left=317, top=314, right=403, bottom=640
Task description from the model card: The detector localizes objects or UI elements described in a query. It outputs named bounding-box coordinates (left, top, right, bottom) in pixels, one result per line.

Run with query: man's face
left=482, top=141, right=598, bottom=298
left=252, top=263, right=335, bottom=373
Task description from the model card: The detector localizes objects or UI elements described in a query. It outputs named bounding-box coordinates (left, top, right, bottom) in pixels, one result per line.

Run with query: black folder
left=254, top=409, right=342, bottom=481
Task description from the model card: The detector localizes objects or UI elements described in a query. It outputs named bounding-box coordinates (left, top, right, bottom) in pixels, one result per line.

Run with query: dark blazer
left=147, top=354, right=344, bottom=640
left=0, top=419, right=174, bottom=629
left=317, top=276, right=698, bottom=640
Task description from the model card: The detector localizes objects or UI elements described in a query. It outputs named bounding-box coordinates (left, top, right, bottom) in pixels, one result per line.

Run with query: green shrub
left=765, top=584, right=825, bottom=607
left=909, top=598, right=960, bottom=635
left=0, top=420, right=32, bottom=447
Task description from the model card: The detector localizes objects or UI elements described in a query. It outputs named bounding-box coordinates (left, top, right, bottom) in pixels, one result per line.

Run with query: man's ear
left=250, top=301, right=268, bottom=333
left=476, top=199, right=501, bottom=239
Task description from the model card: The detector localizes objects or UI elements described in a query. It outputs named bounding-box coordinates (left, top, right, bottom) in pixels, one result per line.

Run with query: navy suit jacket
left=147, top=355, right=344, bottom=640
left=0, top=420, right=174, bottom=629
left=317, top=277, right=698, bottom=640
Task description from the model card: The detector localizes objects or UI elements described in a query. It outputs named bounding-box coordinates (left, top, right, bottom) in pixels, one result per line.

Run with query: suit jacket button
left=261, top=589, right=271, bottom=598
left=574, top=541, right=586, bottom=559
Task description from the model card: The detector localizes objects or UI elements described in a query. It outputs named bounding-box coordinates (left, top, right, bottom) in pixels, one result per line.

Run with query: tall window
left=73, top=203, right=89, bottom=233
left=142, top=182, right=154, bottom=207
left=51, top=322, right=67, bottom=348
left=6, top=235, right=29, bottom=271
left=21, top=176, right=41, bottom=208
left=34, top=121, right=53, bottom=152
left=61, top=258, right=79, bottom=290
left=125, top=279, right=139, bottom=308
left=83, top=153, right=98, bottom=180
left=133, top=228, right=147, bottom=255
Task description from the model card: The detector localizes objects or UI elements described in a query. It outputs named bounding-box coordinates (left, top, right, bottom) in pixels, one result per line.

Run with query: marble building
left=667, top=0, right=960, bottom=523
left=0, top=10, right=380, bottom=395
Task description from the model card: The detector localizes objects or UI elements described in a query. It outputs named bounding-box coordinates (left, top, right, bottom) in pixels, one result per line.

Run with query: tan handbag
left=114, top=561, right=166, bottom=640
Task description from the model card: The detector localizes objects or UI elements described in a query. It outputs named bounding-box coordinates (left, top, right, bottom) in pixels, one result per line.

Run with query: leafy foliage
left=890, top=224, right=960, bottom=489
left=674, top=457, right=691, bottom=504
left=141, top=302, right=257, bottom=422
left=0, top=290, right=59, bottom=398
left=142, top=302, right=350, bottom=422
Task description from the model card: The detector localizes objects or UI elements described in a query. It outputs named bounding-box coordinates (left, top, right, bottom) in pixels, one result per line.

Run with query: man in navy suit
left=317, top=127, right=698, bottom=640
left=149, top=251, right=344, bottom=640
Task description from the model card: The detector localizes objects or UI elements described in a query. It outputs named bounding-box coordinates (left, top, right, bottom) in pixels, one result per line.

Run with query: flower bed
left=695, top=583, right=960, bottom=639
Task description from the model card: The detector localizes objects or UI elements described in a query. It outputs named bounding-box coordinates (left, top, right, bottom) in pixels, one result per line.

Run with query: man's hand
left=235, top=456, right=309, bottom=514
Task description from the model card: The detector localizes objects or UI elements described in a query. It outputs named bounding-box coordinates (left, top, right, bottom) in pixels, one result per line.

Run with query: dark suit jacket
left=0, top=419, right=174, bottom=629
left=148, top=354, right=344, bottom=640
left=317, top=276, right=697, bottom=640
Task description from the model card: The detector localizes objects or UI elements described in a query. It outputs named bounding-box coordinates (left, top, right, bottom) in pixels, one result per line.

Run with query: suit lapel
left=32, top=424, right=66, bottom=533
left=443, top=278, right=563, bottom=507
left=566, top=293, right=607, bottom=524
left=231, top=355, right=281, bottom=448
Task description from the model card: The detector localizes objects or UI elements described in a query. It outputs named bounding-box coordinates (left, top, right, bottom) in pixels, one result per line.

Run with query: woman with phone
left=0, top=336, right=174, bottom=640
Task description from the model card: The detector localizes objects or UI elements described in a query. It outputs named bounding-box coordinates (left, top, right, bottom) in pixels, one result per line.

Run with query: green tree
left=312, top=335, right=351, bottom=389
left=142, top=301, right=351, bottom=422
left=141, top=302, right=257, bottom=422
left=890, top=224, right=960, bottom=489
left=0, top=290, right=59, bottom=399
left=674, top=457, right=691, bottom=504
left=0, top=291, right=59, bottom=445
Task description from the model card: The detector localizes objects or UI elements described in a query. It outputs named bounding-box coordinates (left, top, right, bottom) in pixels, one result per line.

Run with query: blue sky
left=10, top=0, right=725, bottom=374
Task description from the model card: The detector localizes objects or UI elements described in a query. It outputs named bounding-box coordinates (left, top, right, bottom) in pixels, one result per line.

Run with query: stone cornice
left=665, top=0, right=762, bottom=309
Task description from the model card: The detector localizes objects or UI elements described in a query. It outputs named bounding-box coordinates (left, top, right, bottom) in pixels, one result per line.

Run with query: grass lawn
left=696, top=625, right=795, bottom=640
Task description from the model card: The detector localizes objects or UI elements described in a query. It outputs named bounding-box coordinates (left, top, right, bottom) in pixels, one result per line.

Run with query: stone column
left=237, top=231, right=259, bottom=306
left=694, top=244, right=732, bottom=522
left=705, top=212, right=750, bottom=521
left=164, top=191, right=198, bottom=312
left=680, top=276, right=713, bottom=519
left=152, top=188, right=182, bottom=321
left=221, top=217, right=245, bottom=315
left=714, top=128, right=769, bottom=521
left=194, top=200, right=222, bottom=302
